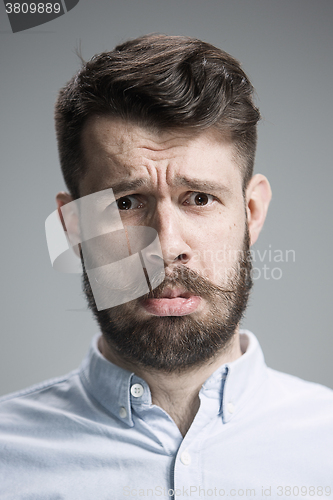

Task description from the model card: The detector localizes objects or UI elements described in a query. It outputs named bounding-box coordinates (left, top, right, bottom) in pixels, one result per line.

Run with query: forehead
left=80, top=116, right=242, bottom=195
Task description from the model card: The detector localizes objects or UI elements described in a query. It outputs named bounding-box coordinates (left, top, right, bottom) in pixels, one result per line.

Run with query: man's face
left=79, top=117, right=253, bottom=371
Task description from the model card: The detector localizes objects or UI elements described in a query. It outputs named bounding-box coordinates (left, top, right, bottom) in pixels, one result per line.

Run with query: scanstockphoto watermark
left=123, top=486, right=256, bottom=497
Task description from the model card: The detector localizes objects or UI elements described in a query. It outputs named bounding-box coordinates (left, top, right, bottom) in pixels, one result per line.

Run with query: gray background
left=0, top=0, right=332, bottom=396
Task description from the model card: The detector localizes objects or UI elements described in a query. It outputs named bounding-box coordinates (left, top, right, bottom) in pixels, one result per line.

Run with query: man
left=0, top=34, right=332, bottom=499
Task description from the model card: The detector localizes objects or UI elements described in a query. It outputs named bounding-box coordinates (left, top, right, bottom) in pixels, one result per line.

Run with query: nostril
left=177, top=254, right=188, bottom=262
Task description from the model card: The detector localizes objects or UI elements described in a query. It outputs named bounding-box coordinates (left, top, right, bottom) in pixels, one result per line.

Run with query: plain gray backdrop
left=0, top=0, right=332, bottom=396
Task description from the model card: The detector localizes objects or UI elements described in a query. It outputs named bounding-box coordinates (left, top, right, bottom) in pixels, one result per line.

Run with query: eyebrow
left=173, top=176, right=232, bottom=194
left=106, top=176, right=231, bottom=197
left=107, top=178, right=150, bottom=196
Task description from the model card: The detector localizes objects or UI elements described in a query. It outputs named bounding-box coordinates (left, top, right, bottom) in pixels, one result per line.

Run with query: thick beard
left=82, top=228, right=253, bottom=373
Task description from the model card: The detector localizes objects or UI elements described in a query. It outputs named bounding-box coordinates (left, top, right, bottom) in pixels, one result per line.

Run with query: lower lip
left=141, top=296, right=202, bottom=316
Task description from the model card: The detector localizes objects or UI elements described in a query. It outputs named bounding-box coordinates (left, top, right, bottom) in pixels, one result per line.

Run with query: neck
left=99, top=331, right=242, bottom=437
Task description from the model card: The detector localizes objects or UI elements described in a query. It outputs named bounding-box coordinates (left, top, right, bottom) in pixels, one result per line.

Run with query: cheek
left=191, top=216, right=246, bottom=277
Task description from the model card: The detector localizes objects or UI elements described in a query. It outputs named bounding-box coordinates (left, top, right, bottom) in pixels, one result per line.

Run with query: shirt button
left=119, top=407, right=127, bottom=418
left=131, top=383, right=144, bottom=398
left=180, top=450, right=191, bottom=466
left=227, top=402, right=235, bottom=414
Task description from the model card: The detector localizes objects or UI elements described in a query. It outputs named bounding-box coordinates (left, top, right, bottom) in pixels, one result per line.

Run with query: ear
left=56, top=191, right=73, bottom=231
left=245, top=174, right=272, bottom=246
left=56, top=191, right=81, bottom=257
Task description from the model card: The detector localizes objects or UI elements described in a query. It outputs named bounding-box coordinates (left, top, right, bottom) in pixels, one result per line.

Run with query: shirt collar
left=219, top=330, right=267, bottom=423
left=79, top=330, right=267, bottom=427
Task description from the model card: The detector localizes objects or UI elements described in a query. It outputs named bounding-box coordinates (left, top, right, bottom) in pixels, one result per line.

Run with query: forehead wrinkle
left=101, top=175, right=233, bottom=198
left=81, top=117, right=241, bottom=198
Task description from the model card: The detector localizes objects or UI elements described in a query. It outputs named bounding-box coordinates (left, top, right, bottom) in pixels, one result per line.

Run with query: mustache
left=143, top=265, right=238, bottom=300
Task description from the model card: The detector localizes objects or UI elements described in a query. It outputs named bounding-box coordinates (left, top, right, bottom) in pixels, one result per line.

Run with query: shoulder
left=0, top=369, right=80, bottom=406
left=264, top=367, right=333, bottom=424
left=267, top=366, right=333, bottom=399
left=0, top=370, right=84, bottom=429
left=0, top=371, right=77, bottom=404
left=241, top=330, right=333, bottom=410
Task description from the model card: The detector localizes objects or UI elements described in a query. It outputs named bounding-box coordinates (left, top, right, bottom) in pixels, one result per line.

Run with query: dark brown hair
left=55, top=34, right=260, bottom=199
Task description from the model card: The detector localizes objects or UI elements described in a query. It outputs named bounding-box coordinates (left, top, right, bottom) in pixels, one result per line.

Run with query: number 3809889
left=5, top=3, right=61, bottom=14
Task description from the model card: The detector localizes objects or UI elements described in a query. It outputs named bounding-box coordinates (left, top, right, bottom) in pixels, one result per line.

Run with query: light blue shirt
left=0, top=331, right=332, bottom=499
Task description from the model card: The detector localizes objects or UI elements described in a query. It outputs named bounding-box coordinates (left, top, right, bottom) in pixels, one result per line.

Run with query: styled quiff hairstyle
left=55, top=34, right=260, bottom=199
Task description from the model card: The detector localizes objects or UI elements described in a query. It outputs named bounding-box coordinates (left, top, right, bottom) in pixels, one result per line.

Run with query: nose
left=148, top=201, right=193, bottom=268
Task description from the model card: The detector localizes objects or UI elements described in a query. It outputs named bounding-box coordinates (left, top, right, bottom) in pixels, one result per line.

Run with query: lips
left=141, top=288, right=202, bottom=316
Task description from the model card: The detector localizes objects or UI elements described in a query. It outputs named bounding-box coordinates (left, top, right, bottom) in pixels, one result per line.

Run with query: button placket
left=180, top=449, right=191, bottom=466
left=227, top=402, right=235, bottom=414
left=173, top=442, right=201, bottom=500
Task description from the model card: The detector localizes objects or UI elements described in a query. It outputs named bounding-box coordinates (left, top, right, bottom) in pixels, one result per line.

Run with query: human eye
left=116, top=195, right=144, bottom=210
left=183, top=192, right=216, bottom=207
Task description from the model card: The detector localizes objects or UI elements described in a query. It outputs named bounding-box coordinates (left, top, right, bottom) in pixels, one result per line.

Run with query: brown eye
left=194, top=193, right=209, bottom=206
left=117, top=197, right=133, bottom=210
left=185, top=192, right=215, bottom=207
left=116, top=195, right=143, bottom=211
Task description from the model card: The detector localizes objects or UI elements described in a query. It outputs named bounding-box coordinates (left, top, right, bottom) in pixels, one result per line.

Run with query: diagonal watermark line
left=59, top=0, right=67, bottom=13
